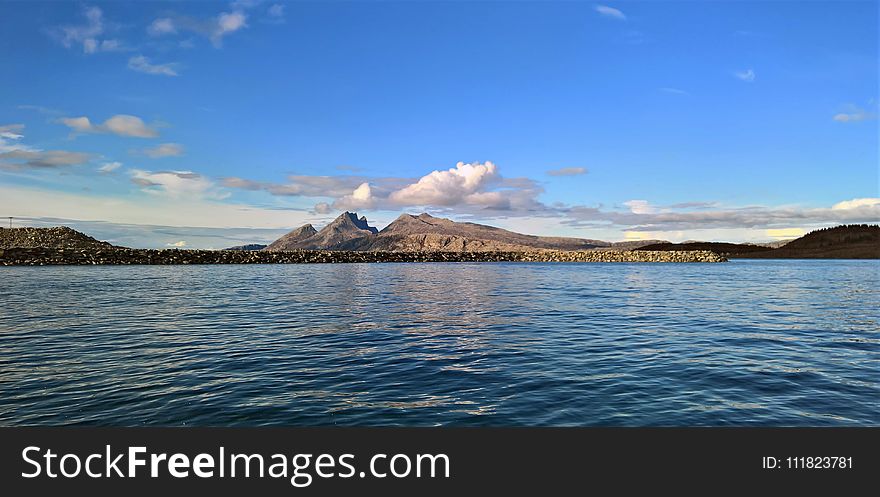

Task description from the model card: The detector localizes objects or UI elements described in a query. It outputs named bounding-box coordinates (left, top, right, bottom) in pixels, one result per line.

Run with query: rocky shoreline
left=0, top=247, right=726, bottom=265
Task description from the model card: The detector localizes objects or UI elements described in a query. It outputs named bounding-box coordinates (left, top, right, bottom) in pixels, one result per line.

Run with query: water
left=0, top=260, right=877, bottom=426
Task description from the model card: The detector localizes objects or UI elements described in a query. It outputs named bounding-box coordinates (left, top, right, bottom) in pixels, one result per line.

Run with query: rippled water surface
left=1, top=260, right=877, bottom=426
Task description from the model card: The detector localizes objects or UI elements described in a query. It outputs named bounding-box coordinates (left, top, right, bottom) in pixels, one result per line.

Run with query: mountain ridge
left=263, top=212, right=664, bottom=252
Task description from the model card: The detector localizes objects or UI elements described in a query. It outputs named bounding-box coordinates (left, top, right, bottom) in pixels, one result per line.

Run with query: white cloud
left=659, top=87, right=689, bottom=95
left=51, top=6, right=125, bottom=54
left=268, top=4, right=285, bottom=18
left=59, top=114, right=159, bottom=138
left=735, top=69, right=756, bottom=82
left=313, top=202, right=332, bottom=214
left=0, top=124, right=92, bottom=169
left=98, top=161, right=122, bottom=173
left=149, top=10, right=248, bottom=48
left=832, top=105, right=875, bottom=123
left=832, top=198, right=880, bottom=210
left=388, top=161, right=500, bottom=207
left=143, top=143, right=185, bottom=158
left=131, top=170, right=227, bottom=199
left=566, top=198, right=880, bottom=232
left=0, top=150, right=92, bottom=170
left=0, top=184, right=312, bottom=234
left=223, top=161, right=545, bottom=214
left=333, top=182, right=376, bottom=210
left=148, top=18, right=177, bottom=36
left=595, top=5, right=626, bottom=20
left=213, top=11, right=247, bottom=46
left=623, top=200, right=656, bottom=214
left=0, top=124, right=28, bottom=152
left=128, top=55, right=179, bottom=77
left=547, top=167, right=587, bottom=177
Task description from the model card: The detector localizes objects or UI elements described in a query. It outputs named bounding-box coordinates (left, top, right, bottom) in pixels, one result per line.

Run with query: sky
left=1, top=0, right=878, bottom=249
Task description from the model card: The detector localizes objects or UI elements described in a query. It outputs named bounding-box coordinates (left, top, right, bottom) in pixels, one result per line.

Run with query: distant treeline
left=639, top=224, right=879, bottom=259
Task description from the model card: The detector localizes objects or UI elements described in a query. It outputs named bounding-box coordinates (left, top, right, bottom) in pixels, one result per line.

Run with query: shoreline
left=0, top=247, right=726, bottom=265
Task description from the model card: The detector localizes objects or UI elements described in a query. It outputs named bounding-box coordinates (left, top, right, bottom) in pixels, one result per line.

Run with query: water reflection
left=0, top=260, right=877, bottom=426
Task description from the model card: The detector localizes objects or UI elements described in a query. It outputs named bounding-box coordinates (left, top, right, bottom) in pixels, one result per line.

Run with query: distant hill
left=264, top=212, right=612, bottom=252
left=743, top=224, right=879, bottom=259
left=223, top=243, right=268, bottom=251
left=640, top=225, right=879, bottom=259
left=639, top=241, right=773, bottom=256
left=0, top=227, right=116, bottom=250
left=608, top=239, right=670, bottom=250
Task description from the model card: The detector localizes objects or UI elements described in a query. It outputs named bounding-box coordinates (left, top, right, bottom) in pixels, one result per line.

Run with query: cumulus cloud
left=735, top=69, right=756, bottom=82
left=143, top=143, right=185, bottom=158
left=59, top=114, right=159, bottom=138
left=623, top=200, right=656, bottom=214
left=595, top=5, right=626, bottom=20
left=98, top=161, right=122, bottom=173
left=131, top=170, right=227, bottom=199
left=147, top=9, right=248, bottom=48
left=213, top=11, right=247, bottom=46
left=50, top=6, right=125, bottom=54
left=216, top=161, right=878, bottom=232
left=333, top=182, right=376, bottom=210
left=388, top=161, right=501, bottom=207
left=546, top=167, right=587, bottom=177
left=223, top=161, right=546, bottom=215
left=128, top=55, right=179, bottom=77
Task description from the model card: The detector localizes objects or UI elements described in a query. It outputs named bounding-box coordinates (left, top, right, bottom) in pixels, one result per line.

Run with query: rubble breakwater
left=0, top=247, right=726, bottom=265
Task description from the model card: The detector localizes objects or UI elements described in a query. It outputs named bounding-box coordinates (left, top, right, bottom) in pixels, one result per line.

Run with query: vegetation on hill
left=743, top=224, right=879, bottom=259
left=640, top=224, right=879, bottom=259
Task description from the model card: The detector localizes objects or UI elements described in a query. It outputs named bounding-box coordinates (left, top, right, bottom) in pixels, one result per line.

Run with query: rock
left=0, top=247, right=726, bottom=265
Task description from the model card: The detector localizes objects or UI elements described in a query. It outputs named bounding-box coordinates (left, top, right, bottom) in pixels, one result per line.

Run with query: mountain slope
left=264, top=212, right=380, bottom=251
left=263, top=224, right=318, bottom=251
left=366, top=213, right=609, bottom=251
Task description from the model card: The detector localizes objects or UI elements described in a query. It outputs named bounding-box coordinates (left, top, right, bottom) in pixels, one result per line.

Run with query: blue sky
left=1, top=0, right=877, bottom=248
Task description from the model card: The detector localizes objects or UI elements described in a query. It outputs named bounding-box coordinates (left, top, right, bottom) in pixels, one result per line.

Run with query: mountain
left=264, top=224, right=318, bottom=251
left=264, top=212, right=612, bottom=252
left=639, top=225, right=879, bottom=259
left=264, top=212, right=379, bottom=251
left=356, top=213, right=609, bottom=251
